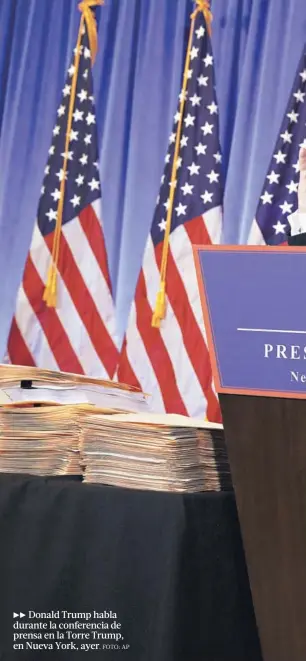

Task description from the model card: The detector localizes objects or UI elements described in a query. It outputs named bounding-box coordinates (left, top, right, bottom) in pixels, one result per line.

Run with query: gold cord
left=151, top=0, right=212, bottom=327
left=43, top=0, right=103, bottom=307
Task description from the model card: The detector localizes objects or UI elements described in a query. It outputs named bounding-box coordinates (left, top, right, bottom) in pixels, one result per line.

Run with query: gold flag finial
left=191, top=0, right=212, bottom=36
left=78, top=0, right=103, bottom=65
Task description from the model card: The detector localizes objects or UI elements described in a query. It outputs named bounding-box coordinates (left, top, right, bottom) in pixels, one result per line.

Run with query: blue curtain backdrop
left=0, top=0, right=305, bottom=357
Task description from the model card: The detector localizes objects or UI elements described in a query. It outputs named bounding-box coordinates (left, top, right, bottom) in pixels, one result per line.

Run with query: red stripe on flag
left=7, top=317, right=36, bottom=367
left=184, top=215, right=221, bottom=422
left=185, top=215, right=212, bottom=245
left=44, top=232, right=118, bottom=377
left=117, top=338, right=142, bottom=390
left=79, top=206, right=112, bottom=290
left=134, top=269, right=188, bottom=415
left=22, top=255, right=84, bottom=373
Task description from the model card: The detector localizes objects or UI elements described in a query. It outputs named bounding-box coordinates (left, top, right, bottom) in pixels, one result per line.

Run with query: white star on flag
left=273, top=221, right=287, bottom=234
left=195, top=143, right=207, bottom=155
left=287, top=110, right=299, bottom=123
left=202, top=122, right=213, bottom=135
left=198, top=75, right=208, bottom=87
left=188, top=162, right=200, bottom=175
left=281, top=130, right=292, bottom=143
left=260, top=191, right=273, bottom=204
left=190, top=94, right=201, bottom=107
left=70, top=194, right=81, bottom=208
left=196, top=25, right=205, bottom=39
left=190, top=47, right=199, bottom=60
left=203, top=54, right=213, bottom=67
left=79, top=154, right=88, bottom=166
left=279, top=201, right=293, bottom=215
left=213, top=152, right=222, bottom=163
left=46, top=208, right=57, bottom=222
left=273, top=150, right=286, bottom=164
left=207, top=170, right=219, bottom=183
left=184, top=114, right=195, bottom=127
left=181, top=182, right=194, bottom=196
left=294, top=90, right=305, bottom=103
left=51, top=189, right=61, bottom=202
left=70, top=130, right=79, bottom=141
left=266, top=171, right=280, bottom=184
left=201, top=190, right=213, bottom=204
left=86, top=112, right=95, bottom=125
left=88, top=178, right=100, bottom=191
left=176, top=203, right=187, bottom=216
left=73, top=109, right=84, bottom=122
left=286, top=180, right=299, bottom=194
left=75, top=174, right=84, bottom=187
left=180, top=135, right=189, bottom=148
left=207, top=101, right=218, bottom=115
left=78, top=89, right=88, bottom=102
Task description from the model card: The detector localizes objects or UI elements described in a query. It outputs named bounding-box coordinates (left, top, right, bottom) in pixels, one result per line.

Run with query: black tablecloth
left=0, top=475, right=262, bottom=661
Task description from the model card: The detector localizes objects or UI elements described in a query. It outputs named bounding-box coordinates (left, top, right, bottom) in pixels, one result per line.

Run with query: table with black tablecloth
left=0, top=475, right=262, bottom=661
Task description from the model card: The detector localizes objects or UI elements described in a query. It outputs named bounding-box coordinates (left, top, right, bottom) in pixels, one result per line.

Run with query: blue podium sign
left=194, top=245, right=306, bottom=398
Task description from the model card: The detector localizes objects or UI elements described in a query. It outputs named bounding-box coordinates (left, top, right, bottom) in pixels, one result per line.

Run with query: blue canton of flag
left=250, top=47, right=306, bottom=245
left=38, top=26, right=101, bottom=237
left=150, top=11, right=223, bottom=247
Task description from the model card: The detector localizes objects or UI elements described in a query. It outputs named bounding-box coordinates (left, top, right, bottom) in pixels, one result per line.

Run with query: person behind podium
left=288, top=146, right=306, bottom=245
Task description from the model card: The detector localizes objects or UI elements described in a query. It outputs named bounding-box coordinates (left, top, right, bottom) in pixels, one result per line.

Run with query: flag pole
left=43, top=0, right=103, bottom=308
left=151, top=0, right=212, bottom=329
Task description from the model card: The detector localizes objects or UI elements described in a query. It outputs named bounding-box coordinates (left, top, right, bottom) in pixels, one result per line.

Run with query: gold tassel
left=152, top=282, right=166, bottom=328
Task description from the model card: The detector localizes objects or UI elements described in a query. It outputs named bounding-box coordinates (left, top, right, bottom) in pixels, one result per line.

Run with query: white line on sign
left=237, top=328, right=306, bottom=334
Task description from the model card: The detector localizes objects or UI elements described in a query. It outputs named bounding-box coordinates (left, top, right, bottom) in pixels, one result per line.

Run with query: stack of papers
left=81, top=412, right=232, bottom=493
left=0, top=405, right=81, bottom=475
left=0, top=367, right=232, bottom=491
left=0, top=364, right=150, bottom=412
left=196, top=421, right=232, bottom=491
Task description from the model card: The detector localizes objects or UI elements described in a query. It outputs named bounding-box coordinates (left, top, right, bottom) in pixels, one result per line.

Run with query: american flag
left=117, top=9, right=223, bottom=421
left=5, top=20, right=119, bottom=377
left=248, top=47, right=306, bottom=245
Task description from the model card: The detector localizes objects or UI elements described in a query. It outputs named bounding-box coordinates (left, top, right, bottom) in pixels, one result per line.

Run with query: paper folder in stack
left=0, top=364, right=150, bottom=412
left=81, top=412, right=232, bottom=493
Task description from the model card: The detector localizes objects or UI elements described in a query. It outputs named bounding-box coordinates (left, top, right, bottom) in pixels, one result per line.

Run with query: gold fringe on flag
left=43, top=0, right=103, bottom=308
left=151, top=0, right=213, bottom=328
